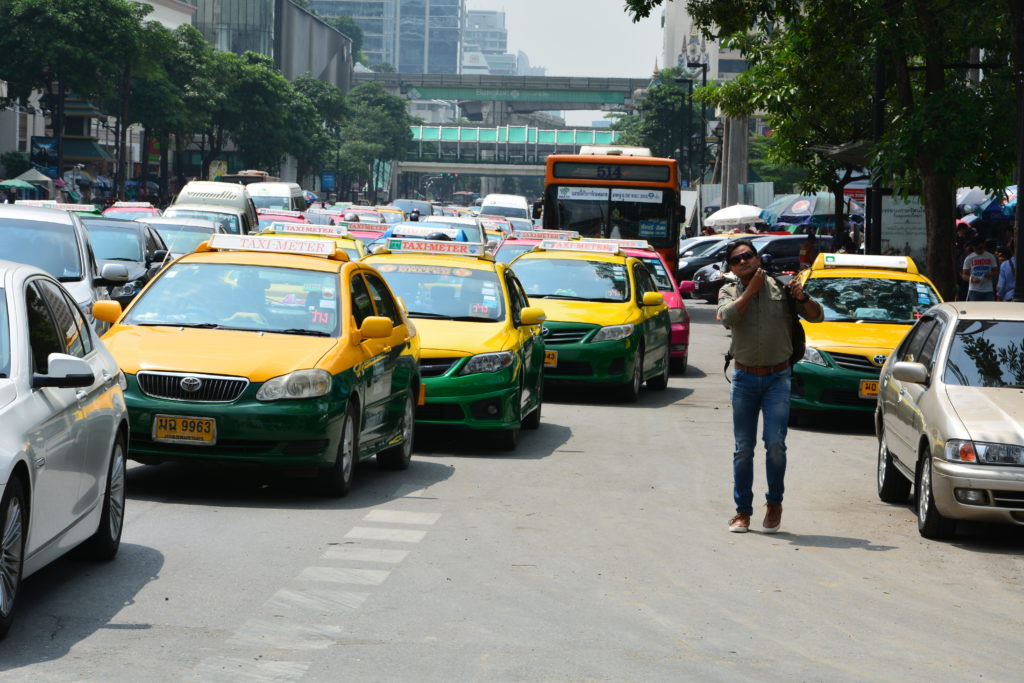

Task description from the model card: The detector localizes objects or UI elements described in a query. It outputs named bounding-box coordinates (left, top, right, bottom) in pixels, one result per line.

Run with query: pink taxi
left=256, top=208, right=310, bottom=231
left=102, top=201, right=162, bottom=221
left=494, top=229, right=580, bottom=264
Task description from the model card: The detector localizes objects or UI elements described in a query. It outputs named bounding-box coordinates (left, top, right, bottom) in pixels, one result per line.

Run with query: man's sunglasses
left=728, top=250, right=757, bottom=266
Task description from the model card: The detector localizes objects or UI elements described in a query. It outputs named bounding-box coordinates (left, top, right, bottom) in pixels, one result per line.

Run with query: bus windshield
left=546, top=186, right=673, bottom=242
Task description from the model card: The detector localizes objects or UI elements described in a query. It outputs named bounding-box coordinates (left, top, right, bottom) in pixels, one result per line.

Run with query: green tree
left=748, top=135, right=808, bottom=194
left=342, top=82, right=415, bottom=202
left=1, top=151, right=31, bottom=177
left=230, top=53, right=300, bottom=171
left=325, top=16, right=366, bottom=64
left=292, top=76, right=348, bottom=185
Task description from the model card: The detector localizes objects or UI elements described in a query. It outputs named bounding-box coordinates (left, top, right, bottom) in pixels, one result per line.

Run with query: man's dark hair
left=724, top=238, right=757, bottom=264
left=968, top=234, right=985, bottom=247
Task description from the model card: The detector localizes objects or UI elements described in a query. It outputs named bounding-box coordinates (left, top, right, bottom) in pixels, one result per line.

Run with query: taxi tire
left=83, top=437, right=126, bottom=561
left=317, top=404, right=358, bottom=497
left=0, top=476, right=26, bottom=640
left=377, top=393, right=414, bottom=470
left=877, top=431, right=910, bottom=504
left=670, top=356, right=688, bottom=375
left=522, top=384, right=542, bottom=430
left=646, top=347, right=670, bottom=391
left=618, top=346, right=644, bottom=403
left=494, top=427, right=520, bottom=451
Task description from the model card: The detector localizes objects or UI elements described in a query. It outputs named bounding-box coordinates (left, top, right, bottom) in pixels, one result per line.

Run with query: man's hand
left=746, top=268, right=766, bottom=296
left=788, top=277, right=807, bottom=301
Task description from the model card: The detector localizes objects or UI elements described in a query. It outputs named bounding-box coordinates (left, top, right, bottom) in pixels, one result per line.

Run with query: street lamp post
left=685, top=50, right=709, bottom=232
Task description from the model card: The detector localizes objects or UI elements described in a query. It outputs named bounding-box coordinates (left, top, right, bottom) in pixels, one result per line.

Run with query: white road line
left=299, top=566, right=391, bottom=585
left=345, top=526, right=427, bottom=543
left=227, top=619, right=342, bottom=651
left=264, top=587, right=370, bottom=612
left=191, top=656, right=310, bottom=682
left=323, top=547, right=410, bottom=563
left=364, top=509, right=441, bottom=525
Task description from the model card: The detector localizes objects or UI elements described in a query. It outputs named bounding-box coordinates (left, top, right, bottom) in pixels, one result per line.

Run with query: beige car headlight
left=945, top=439, right=1024, bottom=465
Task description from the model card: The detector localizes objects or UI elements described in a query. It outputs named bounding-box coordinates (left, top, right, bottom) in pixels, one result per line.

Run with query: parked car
left=0, top=260, right=128, bottom=638
left=876, top=302, right=1024, bottom=539
left=82, top=217, right=169, bottom=307
left=0, top=204, right=129, bottom=331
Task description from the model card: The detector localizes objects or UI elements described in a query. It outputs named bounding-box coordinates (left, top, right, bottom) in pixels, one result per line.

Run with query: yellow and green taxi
left=510, top=240, right=672, bottom=402
left=363, top=237, right=546, bottom=450
left=92, top=233, right=420, bottom=496
left=792, top=252, right=942, bottom=417
left=259, top=221, right=367, bottom=260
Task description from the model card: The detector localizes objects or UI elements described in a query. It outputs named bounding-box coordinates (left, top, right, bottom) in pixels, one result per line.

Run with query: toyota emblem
left=541, top=326, right=551, bottom=337
left=873, top=354, right=888, bottom=366
left=180, top=376, right=203, bottom=393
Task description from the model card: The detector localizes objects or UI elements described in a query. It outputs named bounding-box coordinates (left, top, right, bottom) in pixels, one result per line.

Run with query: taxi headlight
left=459, top=352, right=514, bottom=375
left=945, top=439, right=1024, bottom=465
left=257, top=369, right=332, bottom=401
left=801, top=346, right=826, bottom=366
left=591, top=324, right=634, bottom=342
left=668, top=308, right=686, bottom=324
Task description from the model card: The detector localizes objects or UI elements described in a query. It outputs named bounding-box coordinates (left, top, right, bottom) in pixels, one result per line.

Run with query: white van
left=172, top=181, right=258, bottom=234
left=480, top=193, right=529, bottom=220
left=245, top=182, right=307, bottom=212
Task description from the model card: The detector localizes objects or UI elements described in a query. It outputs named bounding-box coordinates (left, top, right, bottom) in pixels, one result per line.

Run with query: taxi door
left=349, top=270, right=402, bottom=451
left=363, top=270, right=413, bottom=435
left=505, top=269, right=543, bottom=412
left=632, top=262, right=670, bottom=377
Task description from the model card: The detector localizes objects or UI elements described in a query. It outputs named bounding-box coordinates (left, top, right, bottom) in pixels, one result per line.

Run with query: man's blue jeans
left=730, top=367, right=791, bottom=515
left=966, top=289, right=995, bottom=301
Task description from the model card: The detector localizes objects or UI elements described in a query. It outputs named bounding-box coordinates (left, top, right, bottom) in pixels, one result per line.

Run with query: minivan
left=245, top=182, right=307, bottom=212
left=480, top=194, right=530, bottom=220
left=171, top=181, right=259, bottom=234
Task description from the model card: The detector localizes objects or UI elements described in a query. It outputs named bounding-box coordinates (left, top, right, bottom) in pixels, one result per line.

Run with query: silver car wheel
left=0, top=496, right=24, bottom=618
left=918, top=459, right=932, bottom=523
left=877, top=436, right=888, bottom=491
left=108, top=443, right=127, bottom=539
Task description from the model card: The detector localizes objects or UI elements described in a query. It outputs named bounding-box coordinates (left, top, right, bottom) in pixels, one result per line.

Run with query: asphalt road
left=3, top=301, right=1023, bottom=681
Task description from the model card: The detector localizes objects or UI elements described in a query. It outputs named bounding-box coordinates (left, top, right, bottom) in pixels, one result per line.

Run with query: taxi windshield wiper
left=450, top=316, right=500, bottom=323
left=583, top=297, right=626, bottom=303
left=265, top=328, right=331, bottom=337
left=530, top=294, right=589, bottom=300
left=136, top=322, right=221, bottom=328
left=407, top=311, right=452, bottom=319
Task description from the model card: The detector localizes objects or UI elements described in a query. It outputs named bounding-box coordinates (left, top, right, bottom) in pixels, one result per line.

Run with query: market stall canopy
left=703, top=204, right=765, bottom=227
left=0, top=178, right=37, bottom=191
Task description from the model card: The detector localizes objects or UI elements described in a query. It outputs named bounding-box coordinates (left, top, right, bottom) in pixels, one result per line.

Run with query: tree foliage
left=325, top=15, right=365, bottom=63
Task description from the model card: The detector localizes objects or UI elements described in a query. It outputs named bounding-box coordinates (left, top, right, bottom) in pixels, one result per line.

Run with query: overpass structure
left=408, top=124, right=621, bottom=165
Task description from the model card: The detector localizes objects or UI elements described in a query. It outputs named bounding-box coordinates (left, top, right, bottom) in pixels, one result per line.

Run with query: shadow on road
left=791, top=410, right=875, bottom=436
left=545, top=385, right=693, bottom=409
left=0, top=543, right=163, bottom=671
left=780, top=534, right=897, bottom=551
left=414, top=421, right=572, bottom=460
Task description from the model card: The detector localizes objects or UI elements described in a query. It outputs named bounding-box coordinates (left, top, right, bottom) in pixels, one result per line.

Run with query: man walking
left=961, top=235, right=997, bottom=301
left=717, top=239, right=823, bottom=533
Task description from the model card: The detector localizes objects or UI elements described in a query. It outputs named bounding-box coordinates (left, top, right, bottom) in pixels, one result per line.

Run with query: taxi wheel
left=0, top=476, right=26, bottom=639
left=916, top=456, right=956, bottom=539
left=522, top=381, right=542, bottom=430
left=877, top=431, right=910, bottom=503
left=646, top=347, right=670, bottom=391
left=493, top=427, right=520, bottom=451
left=83, top=437, right=126, bottom=561
left=670, top=356, right=688, bottom=374
left=618, top=346, right=644, bottom=403
left=317, top=404, right=358, bottom=497
left=377, top=393, right=414, bottom=470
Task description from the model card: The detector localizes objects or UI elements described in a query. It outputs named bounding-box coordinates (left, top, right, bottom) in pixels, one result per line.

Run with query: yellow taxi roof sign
left=201, top=233, right=349, bottom=260
left=579, top=238, right=652, bottom=250
left=512, top=229, right=579, bottom=240
left=815, top=252, right=918, bottom=274
left=538, top=239, right=620, bottom=255
left=382, top=238, right=489, bottom=258
left=261, top=222, right=349, bottom=237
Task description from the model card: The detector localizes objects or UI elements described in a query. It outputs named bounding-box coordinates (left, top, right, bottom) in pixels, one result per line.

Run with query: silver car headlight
left=459, top=352, right=514, bottom=375
left=668, top=308, right=686, bottom=324
left=801, top=346, right=826, bottom=366
left=677, top=260, right=688, bottom=269
left=945, top=439, right=1024, bottom=465
left=256, top=369, right=332, bottom=401
left=591, top=324, right=634, bottom=342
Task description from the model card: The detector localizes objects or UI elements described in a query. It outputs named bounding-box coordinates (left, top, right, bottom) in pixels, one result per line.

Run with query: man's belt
left=734, top=360, right=790, bottom=376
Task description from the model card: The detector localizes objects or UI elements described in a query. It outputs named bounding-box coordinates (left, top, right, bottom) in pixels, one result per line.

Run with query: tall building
left=310, top=0, right=396, bottom=68
left=464, top=9, right=507, bottom=54
left=660, top=1, right=746, bottom=81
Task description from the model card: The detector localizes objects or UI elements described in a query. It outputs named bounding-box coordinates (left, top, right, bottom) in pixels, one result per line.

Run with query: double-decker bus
left=538, top=150, right=684, bottom=270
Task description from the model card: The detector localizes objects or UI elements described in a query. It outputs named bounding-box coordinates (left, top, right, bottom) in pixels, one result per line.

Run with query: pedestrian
left=717, top=239, right=824, bottom=533
left=5, top=188, right=16, bottom=204
left=997, top=249, right=1016, bottom=302
left=798, top=231, right=818, bottom=269
left=961, top=235, right=997, bottom=301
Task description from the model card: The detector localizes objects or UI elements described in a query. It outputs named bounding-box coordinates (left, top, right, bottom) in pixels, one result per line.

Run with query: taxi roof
left=176, top=248, right=348, bottom=272
left=364, top=250, right=499, bottom=272
left=515, top=242, right=630, bottom=265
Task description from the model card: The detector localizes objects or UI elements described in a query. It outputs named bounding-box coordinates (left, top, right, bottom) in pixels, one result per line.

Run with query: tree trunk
left=158, top=132, right=170, bottom=206
left=920, top=167, right=956, bottom=299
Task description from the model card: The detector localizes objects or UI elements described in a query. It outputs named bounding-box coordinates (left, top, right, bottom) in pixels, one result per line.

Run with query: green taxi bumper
left=542, top=322, right=638, bottom=385
left=790, top=357, right=880, bottom=413
left=416, top=358, right=521, bottom=430
left=123, top=374, right=346, bottom=466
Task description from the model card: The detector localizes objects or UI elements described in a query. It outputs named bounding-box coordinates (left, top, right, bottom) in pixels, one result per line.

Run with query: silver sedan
left=875, top=302, right=1024, bottom=538
left=0, top=260, right=129, bottom=638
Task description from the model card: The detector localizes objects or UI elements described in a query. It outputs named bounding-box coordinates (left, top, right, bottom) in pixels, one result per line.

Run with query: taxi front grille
left=543, top=329, right=592, bottom=344
left=828, top=352, right=882, bottom=374
left=137, top=371, right=248, bottom=403
left=419, top=357, right=462, bottom=377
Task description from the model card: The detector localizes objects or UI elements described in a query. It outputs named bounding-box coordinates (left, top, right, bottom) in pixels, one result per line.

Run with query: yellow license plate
left=859, top=380, right=880, bottom=398
left=153, top=415, right=217, bottom=445
left=544, top=350, right=558, bottom=368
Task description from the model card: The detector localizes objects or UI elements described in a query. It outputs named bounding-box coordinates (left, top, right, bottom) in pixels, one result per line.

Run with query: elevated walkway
left=409, top=125, right=622, bottom=165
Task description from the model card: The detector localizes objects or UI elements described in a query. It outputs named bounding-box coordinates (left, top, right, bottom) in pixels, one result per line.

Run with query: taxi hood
left=413, top=319, right=516, bottom=356
left=103, top=326, right=338, bottom=382
left=946, top=386, right=1024, bottom=446
left=801, top=320, right=911, bottom=352
left=527, top=299, right=634, bottom=326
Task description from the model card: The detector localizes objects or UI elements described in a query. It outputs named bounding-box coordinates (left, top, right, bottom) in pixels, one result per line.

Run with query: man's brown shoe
left=763, top=504, right=782, bottom=533
left=728, top=513, right=750, bottom=533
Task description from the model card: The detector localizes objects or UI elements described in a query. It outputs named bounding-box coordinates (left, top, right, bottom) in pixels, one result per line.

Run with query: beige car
left=875, top=302, right=1024, bottom=538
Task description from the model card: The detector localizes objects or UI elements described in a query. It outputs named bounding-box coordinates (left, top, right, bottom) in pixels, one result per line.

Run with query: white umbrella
left=703, top=204, right=765, bottom=227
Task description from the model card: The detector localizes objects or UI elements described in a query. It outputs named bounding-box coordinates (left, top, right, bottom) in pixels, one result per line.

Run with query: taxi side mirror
left=642, top=292, right=664, bottom=307
left=359, top=316, right=393, bottom=339
left=678, top=281, right=695, bottom=293
left=519, top=306, right=545, bottom=326
left=93, top=299, right=124, bottom=324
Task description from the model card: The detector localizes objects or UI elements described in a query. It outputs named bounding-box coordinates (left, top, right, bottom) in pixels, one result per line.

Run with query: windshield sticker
left=311, top=310, right=331, bottom=325
left=395, top=264, right=454, bottom=276
left=611, top=188, right=663, bottom=203
left=638, top=220, right=668, bottom=238
left=557, top=186, right=610, bottom=202
left=453, top=268, right=473, bottom=278
left=376, top=264, right=397, bottom=273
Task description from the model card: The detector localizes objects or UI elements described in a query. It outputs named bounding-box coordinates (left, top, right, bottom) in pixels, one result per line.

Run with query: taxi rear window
left=124, top=262, right=341, bottom=336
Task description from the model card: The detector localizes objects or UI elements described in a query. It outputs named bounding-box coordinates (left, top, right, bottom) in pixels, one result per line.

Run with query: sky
left=465, top=0, right=664, bottom=125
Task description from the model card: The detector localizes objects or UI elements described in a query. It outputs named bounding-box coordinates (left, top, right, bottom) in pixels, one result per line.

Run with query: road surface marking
left=265, top=587, right=370, bottom=612
left=299, top=566, right=391, bottom=584
left=364, top=509, right=441, bottom=525
left=345, top=526, right=427, bottom=543
left=227, top=619, right=341, bottom=650
left=323, top=547, right=410, bottom=563
left=192, top=656, right=310, bottom=682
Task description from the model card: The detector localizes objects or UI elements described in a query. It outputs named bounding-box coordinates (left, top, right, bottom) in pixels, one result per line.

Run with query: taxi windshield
left=257, top=217, right=306, bottom=231
left=104, top=210, right=153, bottom=220
left=85, top=224, right=144, bottom=262
left=124, top=262, right=340, bottom=336
left=166, top=209, right=240, bottom=234
left=0, top=219, right=83, bottom=281
left=638, top=256, right=673, bottom=291
left=944, top=320, right=1024, bottom=388
left=803, top=276, right=940, bottom=324
left=514, top=258, right=630, bottom=302
left=419, top=219, right=484, bottom=243
left=250, top=196, right=291, bottom=210
left=494, top=242, right=535, bottom=263
left=373, top=262, right=505, bottom=322
left=0, top=291, right=9, bottom=378
left=153, top=225, right=215, bottom=254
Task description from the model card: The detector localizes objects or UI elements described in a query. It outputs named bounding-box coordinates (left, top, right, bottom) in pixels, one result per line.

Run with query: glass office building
left=194, top=0, right=275, bottom=56
left=311, top=0, right=397, bottom=68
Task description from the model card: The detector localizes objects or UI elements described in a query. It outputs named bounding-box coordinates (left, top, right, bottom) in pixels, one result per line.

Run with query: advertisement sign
left=321, top=172, right=336, bottom=192
left=557, top=186, right=609, bottom=202
left=30, top=136, right=59, bottom=178
left=881, top=196, right=927, bottom=272
left=147, top=137, right=160, bottom=163
left=208, top=160, right=227, bottom=181
left=611, top=188, right=663, bottom=204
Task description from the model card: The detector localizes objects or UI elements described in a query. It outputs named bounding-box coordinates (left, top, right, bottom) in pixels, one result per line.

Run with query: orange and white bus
left=538, top=150, right=684, bottom=270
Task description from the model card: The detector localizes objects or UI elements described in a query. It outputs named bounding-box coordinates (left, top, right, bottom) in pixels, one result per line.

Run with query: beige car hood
left=946, top=386, right=1024, bottom=445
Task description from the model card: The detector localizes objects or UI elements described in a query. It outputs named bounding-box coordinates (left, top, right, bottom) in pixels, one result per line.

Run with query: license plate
left=859, top=380, right=880, bottom=398
left=544, top=350, right=558, bottom=368
left=153, top=415, right=217, bottom=445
